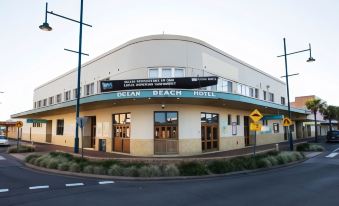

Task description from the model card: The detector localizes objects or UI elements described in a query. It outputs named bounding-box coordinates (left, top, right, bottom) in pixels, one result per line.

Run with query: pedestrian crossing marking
left=0, top=156, right=6, bottom=160
left=326, top=153, right=338, bottom=158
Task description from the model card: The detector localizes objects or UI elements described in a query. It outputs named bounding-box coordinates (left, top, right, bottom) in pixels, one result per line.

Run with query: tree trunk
left=329, top=119, right=332, bottom=132
left=314, top=111, right=318, bottom=142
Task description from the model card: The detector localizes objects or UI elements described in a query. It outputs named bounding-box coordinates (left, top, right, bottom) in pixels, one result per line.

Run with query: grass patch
left=296, top=143, right=324, bottom=152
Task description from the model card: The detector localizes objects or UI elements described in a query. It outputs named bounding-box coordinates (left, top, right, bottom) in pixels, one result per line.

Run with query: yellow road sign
left=249, top=109, right=263, bottom=122
left=16, top=121, right=23, bottom=128
left=283, top=117, right=292, bottom=127
left=250, top=123, right=262, bottom=131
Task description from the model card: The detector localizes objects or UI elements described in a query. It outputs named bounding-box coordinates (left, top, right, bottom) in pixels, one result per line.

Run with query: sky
left=0, top=0, right=338, bottom=120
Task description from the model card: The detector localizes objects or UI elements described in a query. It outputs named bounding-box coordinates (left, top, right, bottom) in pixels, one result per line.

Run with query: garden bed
left=25, top=151, right=305, bottom=177
left=296, top=143, right=325, bottom=152
left=7, top=144, right=35, bottom=153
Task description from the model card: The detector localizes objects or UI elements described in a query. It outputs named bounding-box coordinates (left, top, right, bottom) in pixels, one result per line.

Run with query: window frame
left=56, top=119, right=64, bottom=135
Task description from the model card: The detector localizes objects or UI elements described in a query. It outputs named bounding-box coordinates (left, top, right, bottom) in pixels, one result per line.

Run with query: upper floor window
left=73, top=87, right=82, bottom=99
left=85, top=83, right=94, bottom=96
left=34, top=102, right=37, bottom=109
left=64, top=90, right=71, bottom=101
left=49, top=96, right=54, bottom=105
left=56, top=94, right=62, bottom=103
left=38, top=100, right=42, bottom=108
left=217, top=79, right=233, bottom=93
left=148, top=67, right=185, bottom=78
left=281, top=97, right=286, bottom=105
left=263, top=91, right=267, bottom=101
left=43, top=99, right=47, bottom=107
left=269, top=92, right=274, bottom=102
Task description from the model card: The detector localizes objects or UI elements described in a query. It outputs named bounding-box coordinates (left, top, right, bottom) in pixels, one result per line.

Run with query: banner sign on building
left=100, top=76, right=218, bottom=92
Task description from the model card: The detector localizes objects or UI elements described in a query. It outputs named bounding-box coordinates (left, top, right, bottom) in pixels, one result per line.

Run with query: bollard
left=276, top=144, right=279, bottom=152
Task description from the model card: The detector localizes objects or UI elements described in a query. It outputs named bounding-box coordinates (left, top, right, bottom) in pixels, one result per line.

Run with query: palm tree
left=305, top=98, right=326, bottom=142
left=321, top=105, right=337, bottom=132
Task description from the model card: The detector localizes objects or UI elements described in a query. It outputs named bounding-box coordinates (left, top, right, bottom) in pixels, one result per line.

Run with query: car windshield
left=0, top=136, right=7, bottom=140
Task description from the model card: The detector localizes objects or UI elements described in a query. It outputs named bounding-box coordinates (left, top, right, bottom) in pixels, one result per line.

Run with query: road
left=1, top=141, right=339, bottom=206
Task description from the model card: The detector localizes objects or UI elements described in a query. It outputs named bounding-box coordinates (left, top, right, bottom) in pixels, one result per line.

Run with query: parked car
left=327, top=130, right=339, bottom=142
left=0, top=135, right=9, bottom=146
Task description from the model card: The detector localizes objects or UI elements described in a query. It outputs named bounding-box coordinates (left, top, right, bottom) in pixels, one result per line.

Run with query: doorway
left=201, top=113, right=219, bottom=152
left=46, top=120, right=52, bottom=143
left=112, top=113, right=130, bottom=153
left=154, top=112, right=178, bottom=155
left=244, top=116, right=250, bottom=146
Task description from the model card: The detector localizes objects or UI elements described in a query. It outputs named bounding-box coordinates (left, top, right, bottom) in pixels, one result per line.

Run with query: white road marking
left=65, top=183, right=84, bottom=187
left=29, top=185, right=50, bottom=190
left=0, top=156, right=6, bottom=160
left=332, top=147, right=339, bottom=152
left=326, top=153, right=339, bottom=158
left=98, top=181, right=114, bottom=185
left=0, top=189, right=9, bottom=193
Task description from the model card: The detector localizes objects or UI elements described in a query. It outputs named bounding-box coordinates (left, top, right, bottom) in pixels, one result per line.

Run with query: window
left=56, top=94, right=62, bottom=103
left=273, top=123, right=279, bottom=133
left=174, top=68, right=185, bottom=77
left=56, top=119, right=64, bottom=135
left=281, top=97, right=286, bottom=105
left=262, top=119, right=268, bottom=126
left=64, top=90, right=71, bottom=101
left=33, top=123, right=42, bottom=127
left=249, top=88, right=254, bottom=97
left=49, top=96, right=54, bottom=105
left=236, top=115, right=241, bottom=125
left=85, top=83, right=94, bottom=96
left=201, top=112, right=218, bottom=124
left=269, top=92, right=274, bottom=102
left=263, top=91, right=267, bottom=100
left=227, top=81, right=233, bottom=93
left=113, top=113, right=131, bottom=124
left=38, top=100, right=42, bottom=108
left=148, top=67, right=185, bottom=78
left=43, top=99, right=47, bottom=107
left=154, top=111, right=178, bottom=139
left=227, top=114, right=232, bottom=125
left=217, top=79, right=233, bottom=93
left=34, top=102, right=37, bottom=109
left=73, top=87, right=82, bottom=99
left=255, top=89, right=259, bottom=98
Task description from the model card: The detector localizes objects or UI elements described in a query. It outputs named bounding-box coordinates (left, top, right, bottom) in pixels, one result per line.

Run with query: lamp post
left=39, top=1, right=92, bottom=153
left=277, top=38, right=315, bottom=151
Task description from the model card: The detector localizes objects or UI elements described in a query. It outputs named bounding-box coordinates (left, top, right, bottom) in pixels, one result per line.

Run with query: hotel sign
left=100, top=76, right=218, bottom=92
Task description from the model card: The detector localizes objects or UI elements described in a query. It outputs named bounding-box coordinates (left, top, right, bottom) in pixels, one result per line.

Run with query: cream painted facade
left=11, top=34, right=308, bottom=156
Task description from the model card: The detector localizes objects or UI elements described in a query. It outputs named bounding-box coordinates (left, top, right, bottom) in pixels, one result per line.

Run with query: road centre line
left=29, top=185, right=50, bottom=190
left=98, top=181, right=115, bottom=185
left=0, top=189, right=9, bottom=193
left=65, top=183, right=84, bottom=187
left=326, top=153, right=338, bottom=158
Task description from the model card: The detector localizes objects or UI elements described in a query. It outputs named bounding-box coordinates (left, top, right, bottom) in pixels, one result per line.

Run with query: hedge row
left=7, top=145, right=35, bottom=153
left=25, top=151, right=305, bottom=177
left=296, top=143, right=324, bottom=152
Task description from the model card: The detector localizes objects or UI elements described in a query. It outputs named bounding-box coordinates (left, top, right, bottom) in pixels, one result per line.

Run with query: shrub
left=47, top=159, right=59, bottom=169
left=256, top=158, right=272, bottom=168
left=69, top=163, right=81, bottom=173
left=138, top=165, right=162, bottom=177
left=7, top=145, right=35, bottom=153
left=162, top=164, right=180, bottom=176
left=108, top=164, right=124, bottom=176
left=208, top=160, right=234, bottom=174
left=122, top=166, right=139, bottom=177
left=266, top=156, right=279, bottom=166
left=82, top=165, right=94, bottom=174
left=296, top=143, right=324, bottom=152
left=25, top=154, right=41, bottom=164
left=178, top=161, right=208, bottom=176
left=58, top=162, right=70, bottom=171
left=93, top=166, right=107, bottom=175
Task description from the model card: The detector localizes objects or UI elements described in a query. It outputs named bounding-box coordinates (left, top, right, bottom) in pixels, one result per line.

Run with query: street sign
left=250, top=123, right=262, bottom=131
left=283, top=117, right=292, bottom=127
left=16, top=121, right=23, bottom=128
left=249, top=109, right=263, bottom=122
left=76, top=117, right=88, bottom=128
left=26, top=119, right=48, bottom=124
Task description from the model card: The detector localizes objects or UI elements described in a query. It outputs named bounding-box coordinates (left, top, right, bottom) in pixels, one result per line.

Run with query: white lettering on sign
left=153, top=90, right=182, bottom=96
left=117, top=91, right=141, bottom=97
left=193, top=91, right=216, bottom=97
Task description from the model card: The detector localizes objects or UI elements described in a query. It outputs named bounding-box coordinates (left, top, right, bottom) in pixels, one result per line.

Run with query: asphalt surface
left=1, top=140, right=339, bottom=206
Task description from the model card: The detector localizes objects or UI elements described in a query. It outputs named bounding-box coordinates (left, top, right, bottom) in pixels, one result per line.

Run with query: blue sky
left=0, top=0, right=338, bottom=120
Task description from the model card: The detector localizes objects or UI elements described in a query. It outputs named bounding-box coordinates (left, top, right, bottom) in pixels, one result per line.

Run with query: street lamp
left=39, top=1, right=92, bottom=153
left=277, top=38, right=315, bottom=151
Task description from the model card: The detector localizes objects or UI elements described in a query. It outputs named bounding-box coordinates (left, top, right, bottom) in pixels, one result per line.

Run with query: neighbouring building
left=10, top=34, right=309, bottom=156
left=291, top=95, right=338, bottom=137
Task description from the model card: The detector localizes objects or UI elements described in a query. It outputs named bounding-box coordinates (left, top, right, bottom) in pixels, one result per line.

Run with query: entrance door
left=154, top=112, right=178, bottom=155
left=201, top=113, right=219, bottom=152
left=244, top=116, right=250, bottom=146
left=113, top=113, right=130, bottom=153
left=46, top=120, right=52, bottom=143
left=90, top=117, right=96, bottom=148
